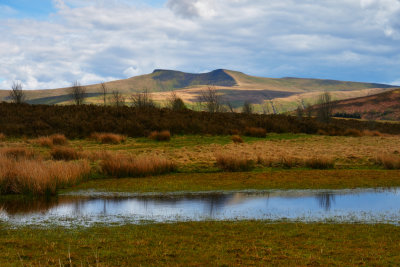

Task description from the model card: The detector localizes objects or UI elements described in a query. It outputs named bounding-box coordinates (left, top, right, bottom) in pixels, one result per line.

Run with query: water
left=1, top=188, right=400, bottom=227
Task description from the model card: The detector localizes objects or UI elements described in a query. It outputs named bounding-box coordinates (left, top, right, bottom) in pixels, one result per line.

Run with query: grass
left=100, top=153, right=177, bottom=178
left=244, top=127, right=267, bottom=138
left=0, top=155, right=91, bottom=195
left=215, top=153, right=254, bottom=171
left=1, top=221, right=400, bottom=266
left=33, top=134, right=68, bottom=147
left=0, top=147, right=36, bottom=160
left=376, top=153, right=400, bottom=169
left=50, top=146, right=81, bottom=161
left=90, top=132, right=127, bottom=144
left=63, top=169, right=400, bottom=193
left=148, top=130, right=171, bottom=141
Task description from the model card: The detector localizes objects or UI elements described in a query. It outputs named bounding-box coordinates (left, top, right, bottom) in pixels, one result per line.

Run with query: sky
left=0, top=0, right=400, bottom=89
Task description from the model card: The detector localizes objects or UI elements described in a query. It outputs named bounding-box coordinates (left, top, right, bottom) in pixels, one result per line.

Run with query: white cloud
left=0, top=0, right=400, bottom=89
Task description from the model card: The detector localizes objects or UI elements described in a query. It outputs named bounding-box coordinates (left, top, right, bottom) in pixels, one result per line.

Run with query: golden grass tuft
left=215, top=153, right=255, bottom=171
left=343, top=129, right=363, bottom=137
left=33, top=134, right=68, bottom=147
left=0, top=155, right=91, bottom=195
left=100, top=153, right=177, bottom=178
left=363, top=130, right=383, bottom=137
left=148, top=130, right=171, bottom=141
left=231, top=135, right=244, bottom=144
left=90, top=132, right=127, bottom=144
left=0, top=133, right=5, bottom=141
left=244, top=127, right=267, bottom=138
left=304, top=157, right=335, bottom=169
left=376, top=154, right=400, bottom=169
left=0, top=147, right=36, bottom=160
left=50, top=146, right=81, bottom=161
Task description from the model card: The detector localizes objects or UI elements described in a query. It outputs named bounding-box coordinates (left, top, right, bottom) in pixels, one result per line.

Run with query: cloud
left=0, top=0, right=400, bottom=89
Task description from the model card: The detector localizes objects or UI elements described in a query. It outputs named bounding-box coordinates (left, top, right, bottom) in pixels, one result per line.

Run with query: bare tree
left=100, top=83, right=108, bottom=106
left=241, top=101, right=253, bottom=114
left=198, top=86, right=223, bottom=113
left=226, top=101, right=235, bottom=113
left=110, top=90, right=125, bottom=107
left=130, top=89, right=155, bottom=109
left=316, top=92, right=334, bottom=123
left=9, top=81, right=25, bottom=104
left=70, top=81, right=86, bottom=105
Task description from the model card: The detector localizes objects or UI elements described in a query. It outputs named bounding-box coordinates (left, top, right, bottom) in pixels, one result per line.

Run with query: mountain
left=0, top=69, right=397, bottom=111
left=329, top=88, right=400, bottom=121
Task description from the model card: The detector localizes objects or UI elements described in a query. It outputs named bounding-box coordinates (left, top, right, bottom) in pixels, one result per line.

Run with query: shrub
left=90, top=132, right=126, bottom=144
left=0, top=156, right=91, bottom=195
left=148, top=130, right=171, bottom=141
left=50, top=147, right=81, bottom=161
left=215, top=154, right=255, bottom=171
left=231, top=135, right=244, bottom=144
left=376, top=154, right=400, bottom=169
left=100, top=154, right=177, bottom=178
left=0, top=133, right=5, bottom=141
left=244, top=127, right=267, bottom=138
left=363, top=130, right=382, bottom=137
left=304, top=157, right=335, bottom=169
left=0, top=147, right=36, bottom=160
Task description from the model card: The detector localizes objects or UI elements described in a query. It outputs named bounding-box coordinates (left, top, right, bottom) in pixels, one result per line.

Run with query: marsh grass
left=0, top=155, right=91, bottom=195
left=148, top=130, right=171, bottom=141
left=33, top=134, right=68, bottom=147
left=215, top=153, right=255, bottom=171
left=50, top=147, right=81, bottom=161
left=0, top=147, right=36, bottom=160
left=304, top=157, right=335, bottom=169
left=0, top=133, right=5, bottom=141
left=244, top=127, right=267, bottom=138
left=90, top=132, right=127, bottom=144
left=231, top=135, right=244, bottom=143
left=100, top=153, right=177, bottom=177
left=376, top=154, right=400, bottom=169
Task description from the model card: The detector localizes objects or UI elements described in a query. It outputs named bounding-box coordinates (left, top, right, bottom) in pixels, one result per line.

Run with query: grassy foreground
left=64, top=169, right=400, bottom=193
left=1, top=221, right=399, bottom=266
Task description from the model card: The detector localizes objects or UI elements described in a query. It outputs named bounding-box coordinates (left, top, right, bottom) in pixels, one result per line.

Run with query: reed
left=376, top=154, right=400, bottom=169
left=0, top=147, right=36, bottom=160
left=100, top=153, right=177, bottom=178
left=50, top=147, right=81, bottom=161
left=33, top=134, right=68, bottom=147
left=304, top=157, right=335, bottom=169
left=0, top=133, right=5, bottom=141
left=215, top=153, right=255, bottom=171
left=90, top=132, right=127, bottom=144
left=0, top=156, right=91, bottom=195
left=231, top=135, right=244, bottom=144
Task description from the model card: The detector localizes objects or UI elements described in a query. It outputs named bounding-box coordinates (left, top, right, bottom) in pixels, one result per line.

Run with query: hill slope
left=330, top=88, right=400, bottom=121
left=0, top=69, right=397, bottom=108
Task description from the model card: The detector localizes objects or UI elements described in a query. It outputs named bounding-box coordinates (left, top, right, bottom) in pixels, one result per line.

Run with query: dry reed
left=0, top=133, right=5, bottom=141
left=100, top=153, right=177, bottom=177
left=148, top=130, right=171, bottom=141
left=304, top=157, right=335, bottom=169
left=0, top=155, right=91, bottom=195
left=33, top=134, right=68, bottom=147
left=50, top=147, right=81, bottom=161
left=90, top=132, right=127, bottom=144
left=0, top=147, right=36, bottom=160
left=215, top=153, right=255, bottom=171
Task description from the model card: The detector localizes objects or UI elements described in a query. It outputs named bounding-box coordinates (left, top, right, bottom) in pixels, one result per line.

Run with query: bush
left=0, top=156, right=91, bottom=195
left=148, top=130, right=171, bottom=141
left=376, top=154, right=400, bottom=169
left=215, top=154, right=254, bottom=171
left=244, top=127, right=267, bottom=138
left=50, top=147, right=81, bottom=161
left=90, top=132, right=127, bottom=144
left=304, top=157, right=335, bottom=169
left=100, top=154, right=177, bottom=177
left=363, top=130, right=382, bottom=137
left=0, top=133, right=5, bottom=141
left=231, top=135, right=244, bottom=144
left=343, top=129, right=363, bottom=137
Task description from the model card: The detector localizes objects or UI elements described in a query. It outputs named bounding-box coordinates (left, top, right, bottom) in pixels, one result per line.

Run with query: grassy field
left=1, top=133, right=400, bottom=265
left=1, top=221, right=400, bottom=266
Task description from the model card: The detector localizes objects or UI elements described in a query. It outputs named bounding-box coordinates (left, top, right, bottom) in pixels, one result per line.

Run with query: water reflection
left=1, top=189, right=400, bottom=227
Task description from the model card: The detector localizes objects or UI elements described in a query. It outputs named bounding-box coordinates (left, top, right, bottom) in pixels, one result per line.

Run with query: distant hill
left=0, top=69, right=397, bottom=111
left=329, top=88, right=400, bottom=121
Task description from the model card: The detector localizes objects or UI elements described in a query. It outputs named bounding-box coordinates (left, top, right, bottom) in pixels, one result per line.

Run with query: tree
left=168, top=91, right=187, bottom=111
left=100, top=83, right=108, bottom=106
left=111, top=90, right=125, bottom=107
left=296, top=105, right=304, bottom=119
left=316, top=92, right=334, bottom=123
left=241, top=101, right=253, bottom=114
left=198, top=86, right=222, bottom=113
left=9, top=81, right=25, bottom=104
left=70, top=81, right=86, bottom=105
left=130, top=89, right=155, bottom=109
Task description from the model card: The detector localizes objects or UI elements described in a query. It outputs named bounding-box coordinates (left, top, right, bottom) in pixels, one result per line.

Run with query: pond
left=1, top=188, right=400, bottom=227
